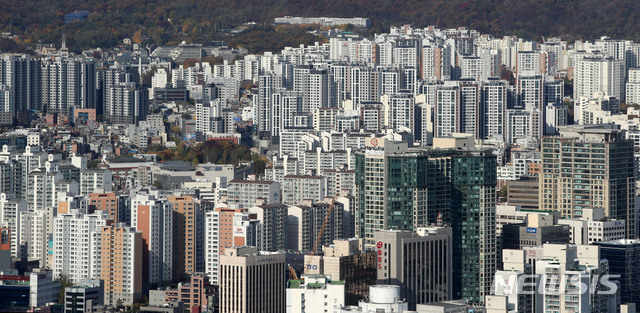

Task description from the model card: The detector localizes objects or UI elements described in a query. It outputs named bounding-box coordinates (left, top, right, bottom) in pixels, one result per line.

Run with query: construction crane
left=287, top=194, right=339, bottom=281
left=304, top=194, right=338, bottom=275
left=288, top=264, right=299, bottom=280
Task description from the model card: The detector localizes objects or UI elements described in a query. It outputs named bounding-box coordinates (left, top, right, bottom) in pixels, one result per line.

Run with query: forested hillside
left=2, top=0, right=640, bottom=52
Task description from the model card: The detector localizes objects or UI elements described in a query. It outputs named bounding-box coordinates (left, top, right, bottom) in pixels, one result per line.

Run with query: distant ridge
left=1, top=0, right=639, bottom=51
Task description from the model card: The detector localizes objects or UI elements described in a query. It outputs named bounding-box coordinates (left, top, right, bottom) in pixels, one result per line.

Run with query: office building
left=495, top=205, right=560, bottom=241
left=540, top=124, right=636, bottom=238
left=354, top=139, right=496, bottom=303
left=507, top=176, right=539, bottom=211
left=501, top=214, right=571, bottom=250
left=0, top=269, right=60, bottom=310
left=449, top=150, right=497, bottom=303
left=354, top=138, right=449, bottom=244
left=374, top=228, right=452, bottom=310
left=558, top=208, right=626, bottom=245
left=342, top=285, right=410, bottom=313
left=218, top=247, right=286, bottom=313
left=304, top=238, right=377, bottom=305
left=64, top=279, right=104, bottom=313
left=594, top=239, right=640, bottom=304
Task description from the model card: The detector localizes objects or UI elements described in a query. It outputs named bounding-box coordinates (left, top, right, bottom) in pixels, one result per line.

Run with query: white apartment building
left=481, top=79, right=507, bottom=139
left=435, top=85, right=460, bottom=138
left=574, top=56, right=624, bottom=102
left=79, top=169, right=112, bottom=195
left=10, top=146, right=48, bottom=200
left=282, top=175, right=327, bottom=206
left=53, top=210, right=108, bottom=283
left=545, top=103, right=567, bottom=135
left=279, top=128, right=317, bottom=158
left=19, top=210, right=48, bottom=268
left=26, top=170, right=62, bottom=211
left=575, top=93, right=619, bottom=125
left=383, top=92, right=415, bottom=134
left=273, top=90, right=303, bottom=137
left=0, top=193, right=26, bottom=257
left=626, top=68, right=640, bottom=105
left=461, top=56, right=484, bottom=81
left=506, top=109, right=531, bottom=144
left=516, top=51, right=543, bottom=77
left=204, top=210, right=220, bottom=285
left=225, top=180, right=281, bottom=208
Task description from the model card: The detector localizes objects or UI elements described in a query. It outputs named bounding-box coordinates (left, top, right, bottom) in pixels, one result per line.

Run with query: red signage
left=376, top=241, right=383, bottom=269
left=0, top=275, right=29, bottom=281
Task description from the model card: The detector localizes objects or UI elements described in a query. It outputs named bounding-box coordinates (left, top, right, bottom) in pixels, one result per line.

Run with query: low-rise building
left=64, top=279, right=104, bottom=313
left=558, top=208, right=626, bottom=244
left=287, top=275, right=345, bottom=313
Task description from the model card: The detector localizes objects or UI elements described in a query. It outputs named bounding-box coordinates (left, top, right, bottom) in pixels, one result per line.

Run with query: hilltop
left=1, top=0, right=639, bottom=52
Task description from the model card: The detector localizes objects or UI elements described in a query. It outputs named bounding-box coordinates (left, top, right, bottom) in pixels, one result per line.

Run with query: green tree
left=252, top=153, right=267, bottom=177
left=87, top=159, right=100, bottom=169
left=56, top=274, right=74, bottom=304
left=498, top=186, right=508, bottom=203
left=153, top=180, right=163, bottom=189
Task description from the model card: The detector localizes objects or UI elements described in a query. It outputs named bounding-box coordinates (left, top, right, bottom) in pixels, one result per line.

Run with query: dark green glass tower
left=451, top=150, right=497, bottom=303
